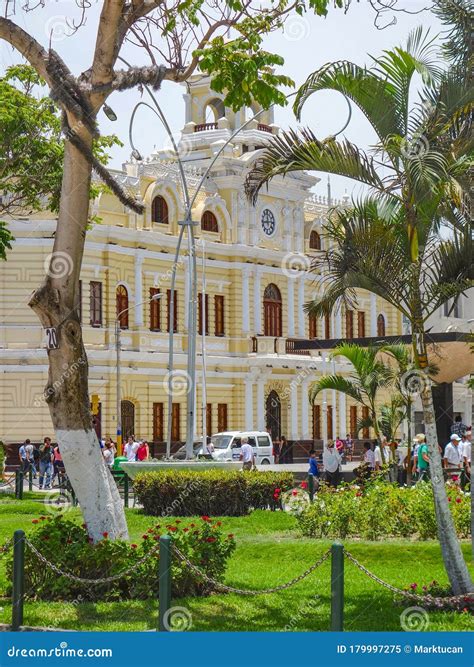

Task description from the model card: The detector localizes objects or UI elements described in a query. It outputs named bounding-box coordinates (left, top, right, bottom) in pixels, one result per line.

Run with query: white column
left=335, top=311, right=342, bottom=338
left=183, top=92, right=192, bottom=122
left=301, top=380, right=310, bottom=440
left=134, top=256, right=144, bottom=326
left=290, top=383, right=298, bottom=439
left=245, top=379, right=254, bottom=430
left=257, top=378, right=265, bottom=430
left=254, top=267, right=262, bottom=334
left=332, top=389, right=338, bottom=438
left=297, top=275, right=305, bottom=336
left=322, top=357, right=328, bottom=443
left=242, top=268, right=250, bottom=333
left=370, top=293, right=377, bottom=336
left=338, top=391, right=346, bottom=439
left=287, top=279, right=295, bottom=337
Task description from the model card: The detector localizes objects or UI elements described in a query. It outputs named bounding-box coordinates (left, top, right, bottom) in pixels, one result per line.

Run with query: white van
left=209, top=431, right=274, bottom=465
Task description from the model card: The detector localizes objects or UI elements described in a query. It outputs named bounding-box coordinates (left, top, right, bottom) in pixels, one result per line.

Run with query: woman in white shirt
left=323, top=440, right=342, bottom=487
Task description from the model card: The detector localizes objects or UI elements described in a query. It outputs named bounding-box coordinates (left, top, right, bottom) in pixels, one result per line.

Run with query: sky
left=0, top=0, right=442, bottom=199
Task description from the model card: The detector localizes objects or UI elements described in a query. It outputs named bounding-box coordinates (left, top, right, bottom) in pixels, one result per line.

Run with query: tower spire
left=327, top=175, right=332, bottom=206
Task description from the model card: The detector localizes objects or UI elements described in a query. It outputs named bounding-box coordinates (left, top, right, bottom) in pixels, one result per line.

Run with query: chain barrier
left=24, top=537, right=161, bottom=585
left=172, top=545, right=332, bottom=596
left=344, top=549, right=473, bottom=606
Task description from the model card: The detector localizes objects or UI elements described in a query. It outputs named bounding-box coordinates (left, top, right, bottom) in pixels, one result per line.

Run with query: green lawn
left=0, top=497, right=472, bottom=632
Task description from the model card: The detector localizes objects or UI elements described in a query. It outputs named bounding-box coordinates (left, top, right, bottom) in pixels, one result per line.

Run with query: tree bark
left=29, top=136, right=128, bottom=542
left=420, top=381, right=472, bottom=594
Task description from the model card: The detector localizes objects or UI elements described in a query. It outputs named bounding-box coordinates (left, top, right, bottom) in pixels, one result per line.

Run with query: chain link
left=344, top=550, right=474, bottom=606
left=172, top=545, right=331, bottom=595
left=24, top=537, right=161, bottom=585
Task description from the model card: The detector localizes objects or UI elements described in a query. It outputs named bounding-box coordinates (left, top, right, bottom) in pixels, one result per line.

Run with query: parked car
left=209, top=431, right=274, bottom=465
left=171, top=442, right=203, bottom=460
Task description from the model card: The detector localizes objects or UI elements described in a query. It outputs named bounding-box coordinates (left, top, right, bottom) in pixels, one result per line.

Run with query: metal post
left=330, top=542, right=344, bottom=631
left=158, top=535, right=172, bottom=631
left=185, top=223, right=198, bottom=459
left=14, top=470, right=19, bottom=499
left=11, top=530, right=25, bottom=630
left=116, top=320, right=122, bottom=456
left=28, top=468, right=33, bottom=492
left=124, top=474, right=129, bottom=508
left=308, top=473, right=315, bottom=502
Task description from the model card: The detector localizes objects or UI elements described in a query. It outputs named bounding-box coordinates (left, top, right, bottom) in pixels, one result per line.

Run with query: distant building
left=0, top=76, right=402, bottom=446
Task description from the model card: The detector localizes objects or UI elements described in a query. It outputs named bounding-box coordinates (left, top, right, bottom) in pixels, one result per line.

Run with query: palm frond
left=432, top=0, right=473, bottom=69
left=309, top=375, right=362, bottom=404
left=245, top=130, right=384, bottom=204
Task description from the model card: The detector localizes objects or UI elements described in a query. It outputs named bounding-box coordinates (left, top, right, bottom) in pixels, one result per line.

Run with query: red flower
left=455, top=497, right=462, bottom=504
left=147, top=528, right=153, bottom=533
left=356, top=492, right=362, bottom=497
left=410, top=583, right=417, bottom=590
left=155, top=524, right=161, bottom=529
left=32, top=519, right=39, bottom=524
left=102, top=532, right=108, bottom=538
left=292, top=490, right=298, bottom=496
left=448, top=497, right=452, bottom=502
left=216, top=521, right=222, bottom=527
left=82, top=523, right=87, bottom=529
left=153, top=535, right=161, bottom=541
left=193, top=531, right=200, bottom=536
left=175, top=520, right=181, bottom=524
left=131, top=543, right=138, bottom=549
left=201, top=515, right=210, bottom=521
left=452, top=475, right=459, bottom=482
left=142, top=534, right=149, bottom=540
left=190, top=523, right=195, bottom=528
left=168, top=526, right=177, bottom=532
left=183, top=528, right=189, bottom=532
left=39, top=516, right=46, bottom=521
left=227, top=534, right=234, bottom=539
left=300, top=481, right=308, bottom=489
left=274, top=488, right=281, bottom=494
left=206, top=537, right=216, bottom=543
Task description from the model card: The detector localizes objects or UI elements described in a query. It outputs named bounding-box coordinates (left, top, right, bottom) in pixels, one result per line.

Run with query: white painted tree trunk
left=420, top=381, right=473, bottom=595
left=30, top=139, right=129, bottom=543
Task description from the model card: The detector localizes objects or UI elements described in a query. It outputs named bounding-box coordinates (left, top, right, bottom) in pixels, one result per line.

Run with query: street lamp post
left=115, top=293, right=162, bottom=454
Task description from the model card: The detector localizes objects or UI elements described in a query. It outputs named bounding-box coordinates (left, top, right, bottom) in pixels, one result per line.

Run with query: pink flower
left=300, top=481, right=308, bottom=489
left=410, top=583, right=417, bottom=590
left=292, top=490, right=298, bottom=496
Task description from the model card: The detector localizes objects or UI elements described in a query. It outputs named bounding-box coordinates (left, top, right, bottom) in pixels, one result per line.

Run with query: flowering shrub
left=399, top=580, right=474, bottom=613
left=133, top=469, right=293, bottom=516
left=6, top=514, right=235, bottom=602
left=298, top=481, right=470, bottom=540
left=281, top=487, right=311, bottom=515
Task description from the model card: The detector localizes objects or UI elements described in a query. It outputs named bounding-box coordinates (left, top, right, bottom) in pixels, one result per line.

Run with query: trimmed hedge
left=133, top=469, right=294, bottom=516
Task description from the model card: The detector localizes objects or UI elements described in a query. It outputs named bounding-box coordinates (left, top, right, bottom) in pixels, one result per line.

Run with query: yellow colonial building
left=0, top=76, right=402, bottom=450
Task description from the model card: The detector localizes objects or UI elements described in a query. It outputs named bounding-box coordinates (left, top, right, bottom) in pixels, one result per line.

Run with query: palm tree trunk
left=420, top=381, right=473, bottom=594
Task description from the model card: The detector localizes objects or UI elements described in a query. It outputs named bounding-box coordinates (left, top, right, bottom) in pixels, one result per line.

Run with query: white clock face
left=261, top=209, right=276, bottom=237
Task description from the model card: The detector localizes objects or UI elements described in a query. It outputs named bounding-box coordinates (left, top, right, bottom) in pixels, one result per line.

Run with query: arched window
left=263, top=283, right=282, bottom=337
left=151, top=195, right=169, bottom=224
left=116, top=285, right=129, bottom=329
left=201, top=211, right=219, bottom=232
left=377, top=313, right=386, bottom=337
left=309, top=230, right=321, bottom=250
left=204, top=98, right=225, bottom=123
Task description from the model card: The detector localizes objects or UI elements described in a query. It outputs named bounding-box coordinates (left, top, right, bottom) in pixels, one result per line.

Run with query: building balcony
left=249, top=336, right=312, bottom=357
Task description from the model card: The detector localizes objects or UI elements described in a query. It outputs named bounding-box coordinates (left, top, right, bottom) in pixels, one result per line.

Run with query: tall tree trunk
left=420, top=381, right=472, bottom=594
left=29, top=137, right=128, bottom=542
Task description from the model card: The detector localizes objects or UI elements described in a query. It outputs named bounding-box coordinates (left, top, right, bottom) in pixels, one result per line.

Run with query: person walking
left=322, top=440, right=342, bottom=487
left=308, top=450, right=320, bottom=491
left=345, top=433, right=354, bottom=462
left=52, top=444, right=64, bottom=486
left=374, top=439, right=391, bottom=471
left=395, top=440, right=408, bottom=486
left=18, top=440, right=31, bottom=474
left=136, top=440, right=149, bottom=461
left=416, top=438, right=430, bottom=483
left=38, top=437, right=54, bottom=490
left=451, top=415, right=468, bottom=438
left=240, top=437, right=255, bottom=471
left=461, top=431, right=471, bottom=490
left=444, top=433, right=463, bottom=482
left=103, top=440, right=115, bottom=468
left=355, top=441, right=374, bottom=482
left=123, top=436, right=139, bottom=462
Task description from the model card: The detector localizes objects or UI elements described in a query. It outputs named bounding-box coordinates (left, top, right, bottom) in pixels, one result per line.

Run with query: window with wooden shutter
left=312, top=404, right=321, bottom=440
left=116, top=285, right=129, bottom=329
left=153, top=403, right=164, bottom=441
left=206, top=403, right=212, bottom=437
left=362, top=406, right=370, bottom=438
left=149, top=288, right=161, bottom=331
left=358, top=311, right=366, bottom=338
left=263, top=283, right=282, bottom=337
left=324, top=314, right=330, bottom=339
left=346, top=309, right=354, bottom=338
left=198, top=293, right=209, bottom=335
left=350, top=405, right=357, bottom=436
left=171, top=403, right=180, bottom=441
left=377, top=313, right=386, bottom=337
left=77, top=280, right=82, bottom=323
left=151, top=195, right=169, bottom=224
left=90, top=281, right=102, bottom=327
left=309, top=314, right=318, bottom=339
left=167, top=289, right=178, bottom=333
left=217, top=404, right=228, bottom=432
left=214, top=295, right=225, bottom=336
left=327, top=405, right=333, bottom=440
left=201, top=211, right=219, bottom=232
left=309, top=230, right=321, bottom=250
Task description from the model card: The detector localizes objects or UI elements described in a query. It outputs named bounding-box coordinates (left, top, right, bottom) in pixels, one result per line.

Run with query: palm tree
left=246, top=4, right=473, bottom=594
left=310, top=344, right=393, bottom=460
